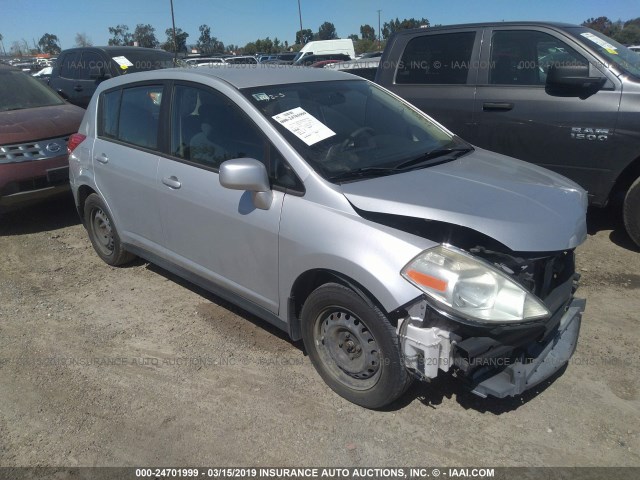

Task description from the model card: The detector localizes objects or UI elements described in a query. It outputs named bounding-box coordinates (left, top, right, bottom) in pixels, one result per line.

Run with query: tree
left=354, top=39, right=378, bottom=55
left=296, top=29, right=313, bottom=45
left=75, top=32, right=92, bottom=47
left=0, top=33, right=5, bottom=56
left=382, top=17, right=430, bottom=39
left=133, top=24, right=158, bottom=48
left=163, top=27, right=189, bottom=53
left=318, top=21, right=337, bottom=40
left=360, top=24, right=376, bottom=41
left=10, top=40, right=23, bottom=56
left=38, top=33, right=61, bottom=55
left=255, top=37, right=274, bottom=53
left=243, top=42, right=257, bottom=55
left=108, top=24, right=132, bottom=46
left=348, top=34, right=359, bottom=42
left=197, top=24, right=224, bottom=54
left=581, top=17, right=619, bottom=37
left=614, top=24, right=640, bottom=44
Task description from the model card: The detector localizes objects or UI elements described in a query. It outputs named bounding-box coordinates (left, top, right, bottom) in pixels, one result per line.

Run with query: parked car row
left=2, top=22, right=637, bottom=409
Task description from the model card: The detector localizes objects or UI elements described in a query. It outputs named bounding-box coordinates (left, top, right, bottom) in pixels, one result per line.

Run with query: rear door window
left=58, top=52, right=80, bottom=79
left=98, top=85, right=164, bottom=150
left=395, top=32, right=476, bottom=84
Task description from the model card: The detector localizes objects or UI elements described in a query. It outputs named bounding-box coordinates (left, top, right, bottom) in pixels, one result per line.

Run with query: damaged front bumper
left=397, top=297, right=585, bottom=398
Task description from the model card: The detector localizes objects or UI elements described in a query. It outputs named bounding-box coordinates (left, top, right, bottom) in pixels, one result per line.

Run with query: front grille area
left=0, top=135, right=70, bottom=164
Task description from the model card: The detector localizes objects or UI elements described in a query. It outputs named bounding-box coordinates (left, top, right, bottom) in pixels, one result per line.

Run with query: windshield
left=243, top=80, right=470, bottom=182
left=567, top=27, right=640, bottom=79
left=0, top=68, right=65, bottom=112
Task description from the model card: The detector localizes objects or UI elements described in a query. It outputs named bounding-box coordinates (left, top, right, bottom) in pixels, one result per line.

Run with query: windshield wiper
left=327, top=147, right=473, bottom=183
left=394, top=147, right=473, bottom=170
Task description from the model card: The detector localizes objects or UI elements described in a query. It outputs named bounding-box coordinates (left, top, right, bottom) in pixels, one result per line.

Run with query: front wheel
left=623, top=177, right=640, bottom=248
left=301, top=283, right=412, bottom=408
left=84, top=193, right=135, bottom=266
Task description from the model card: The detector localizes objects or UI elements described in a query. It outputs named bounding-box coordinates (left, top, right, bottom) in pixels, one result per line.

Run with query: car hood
left=0, top=103, right=84, bottom=145
left=341, top=148, right=588, bottom=252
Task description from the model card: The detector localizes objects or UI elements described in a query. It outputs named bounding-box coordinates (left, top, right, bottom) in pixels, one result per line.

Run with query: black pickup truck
left=375, top=22, right=640, bottom=247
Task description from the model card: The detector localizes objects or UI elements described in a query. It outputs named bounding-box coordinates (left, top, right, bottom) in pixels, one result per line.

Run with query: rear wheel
left=301, top=283, right=412, bottom=408
left=623, top=177, right=640, bottom=248
left=84, top=193, right=135, bottom=266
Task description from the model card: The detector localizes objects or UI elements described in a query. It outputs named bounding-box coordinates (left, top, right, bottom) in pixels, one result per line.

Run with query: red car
left=0, top=65, right=84, bottom=212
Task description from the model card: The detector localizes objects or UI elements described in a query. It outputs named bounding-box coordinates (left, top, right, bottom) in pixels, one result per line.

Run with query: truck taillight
left=67, top=133, right=86, bottom=154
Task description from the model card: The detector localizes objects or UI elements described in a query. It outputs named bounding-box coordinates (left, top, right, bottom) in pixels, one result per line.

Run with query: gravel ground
left=0, top=195, right=638, bottom=468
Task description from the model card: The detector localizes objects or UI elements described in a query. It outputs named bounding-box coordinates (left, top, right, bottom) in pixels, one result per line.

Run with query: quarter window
left=396, top=32, right=476, bottom=85
left=489, top=30, right=588, bottom=85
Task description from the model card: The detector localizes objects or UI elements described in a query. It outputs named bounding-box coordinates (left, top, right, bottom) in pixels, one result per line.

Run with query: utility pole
left=297, top=0, right=304, bottom=44
left=170, top=0, right=178, bottom=61
left=377, top=9, right=382, bottom=48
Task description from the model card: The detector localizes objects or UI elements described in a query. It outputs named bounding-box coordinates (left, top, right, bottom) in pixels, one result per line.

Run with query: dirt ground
left=0, top=194, right=639, bottom=468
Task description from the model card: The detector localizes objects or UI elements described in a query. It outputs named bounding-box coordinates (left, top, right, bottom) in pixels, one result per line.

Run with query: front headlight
left=401, top=245, right=550, bottom=323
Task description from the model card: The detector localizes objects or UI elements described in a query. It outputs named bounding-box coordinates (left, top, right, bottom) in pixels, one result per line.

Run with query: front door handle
left=162, top=176, right=182, bottom=189
left=73, top=85, right=83, bottom=92
left=95, top=153, right=108, bottom=164
left=483, top=102, right=514, bottom=112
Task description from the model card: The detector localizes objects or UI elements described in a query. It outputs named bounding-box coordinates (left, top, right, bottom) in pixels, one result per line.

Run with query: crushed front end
left=397, top=245, right=585, bottom=398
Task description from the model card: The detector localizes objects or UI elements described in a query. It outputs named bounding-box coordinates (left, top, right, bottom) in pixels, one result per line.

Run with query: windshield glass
left=243, top=80, right=469, bottom=182
left=567, top=27, right=640, bottom=78
left=0, top=68, right=65, bottom=112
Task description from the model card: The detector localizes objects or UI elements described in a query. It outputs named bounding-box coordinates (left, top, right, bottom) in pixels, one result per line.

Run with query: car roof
left=101, top=64, right=359, bottom=90
left=60, top=46, right=173, bottom=55
left=392, top=21, right=580, bottom=36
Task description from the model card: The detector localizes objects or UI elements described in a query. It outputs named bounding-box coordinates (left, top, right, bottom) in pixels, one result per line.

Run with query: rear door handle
left=73, top=85, right=83, bottom=92
left=162, top=176, right=182, bottom=189
left=483, top=102, right=514, bottom=111
left=95, top=153, right=108, bottom=164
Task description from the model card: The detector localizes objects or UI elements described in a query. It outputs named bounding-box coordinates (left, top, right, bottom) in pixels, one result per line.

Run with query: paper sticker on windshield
left=580, top=32, right=618, bottom=54
left=272, top=107, right=336, bottom=146
left=112, top=56, right=135, bottom=69
left=253, top=93, right=270, bottom=102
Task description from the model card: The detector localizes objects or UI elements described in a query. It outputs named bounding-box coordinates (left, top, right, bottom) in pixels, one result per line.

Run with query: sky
left=0, top=0, right=637, bottom=53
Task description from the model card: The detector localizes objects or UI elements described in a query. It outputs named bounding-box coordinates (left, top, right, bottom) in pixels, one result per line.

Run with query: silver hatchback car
left=69, top=66, right=587, bottom=408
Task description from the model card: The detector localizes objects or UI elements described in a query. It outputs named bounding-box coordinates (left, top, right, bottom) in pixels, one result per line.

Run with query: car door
left=74, top=50, right=109, bottom=108
left=49, top=50, right=80, bottom=104
left=93, top=83, right=166, bottom=252
left=473, top=26, right=622, bottom=204
left=379, top=28, right=481, bottom=141
left=156, top=83, right=285, bottom=313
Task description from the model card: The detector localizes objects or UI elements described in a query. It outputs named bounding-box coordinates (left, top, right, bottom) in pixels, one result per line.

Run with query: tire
left=301, top=283, right=412, bottom=409
left=84, top=193, right=135, bottom=266
left=623, top=177, right=640, bottom=249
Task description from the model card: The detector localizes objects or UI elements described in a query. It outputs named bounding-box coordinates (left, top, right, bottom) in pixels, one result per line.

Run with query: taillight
left=67, top=133, right=86, bottom=154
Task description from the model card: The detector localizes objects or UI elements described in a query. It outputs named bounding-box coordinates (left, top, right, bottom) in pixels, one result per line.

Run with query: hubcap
left=317, top=309, right=381, bottom=381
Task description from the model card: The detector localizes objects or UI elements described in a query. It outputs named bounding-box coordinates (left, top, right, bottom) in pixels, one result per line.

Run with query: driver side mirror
left=545, top=64, right=606, bottom=99
left=219, top=158, right=273, bottom=210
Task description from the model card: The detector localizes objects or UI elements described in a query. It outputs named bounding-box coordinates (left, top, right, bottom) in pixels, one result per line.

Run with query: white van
left=293, top=39, right=355, bottom=64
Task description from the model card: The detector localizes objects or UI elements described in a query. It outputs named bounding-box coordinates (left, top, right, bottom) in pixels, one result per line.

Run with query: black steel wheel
left=301, top=283, right=412, bottom=408
left=84, top=193, right=135, bottom=266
